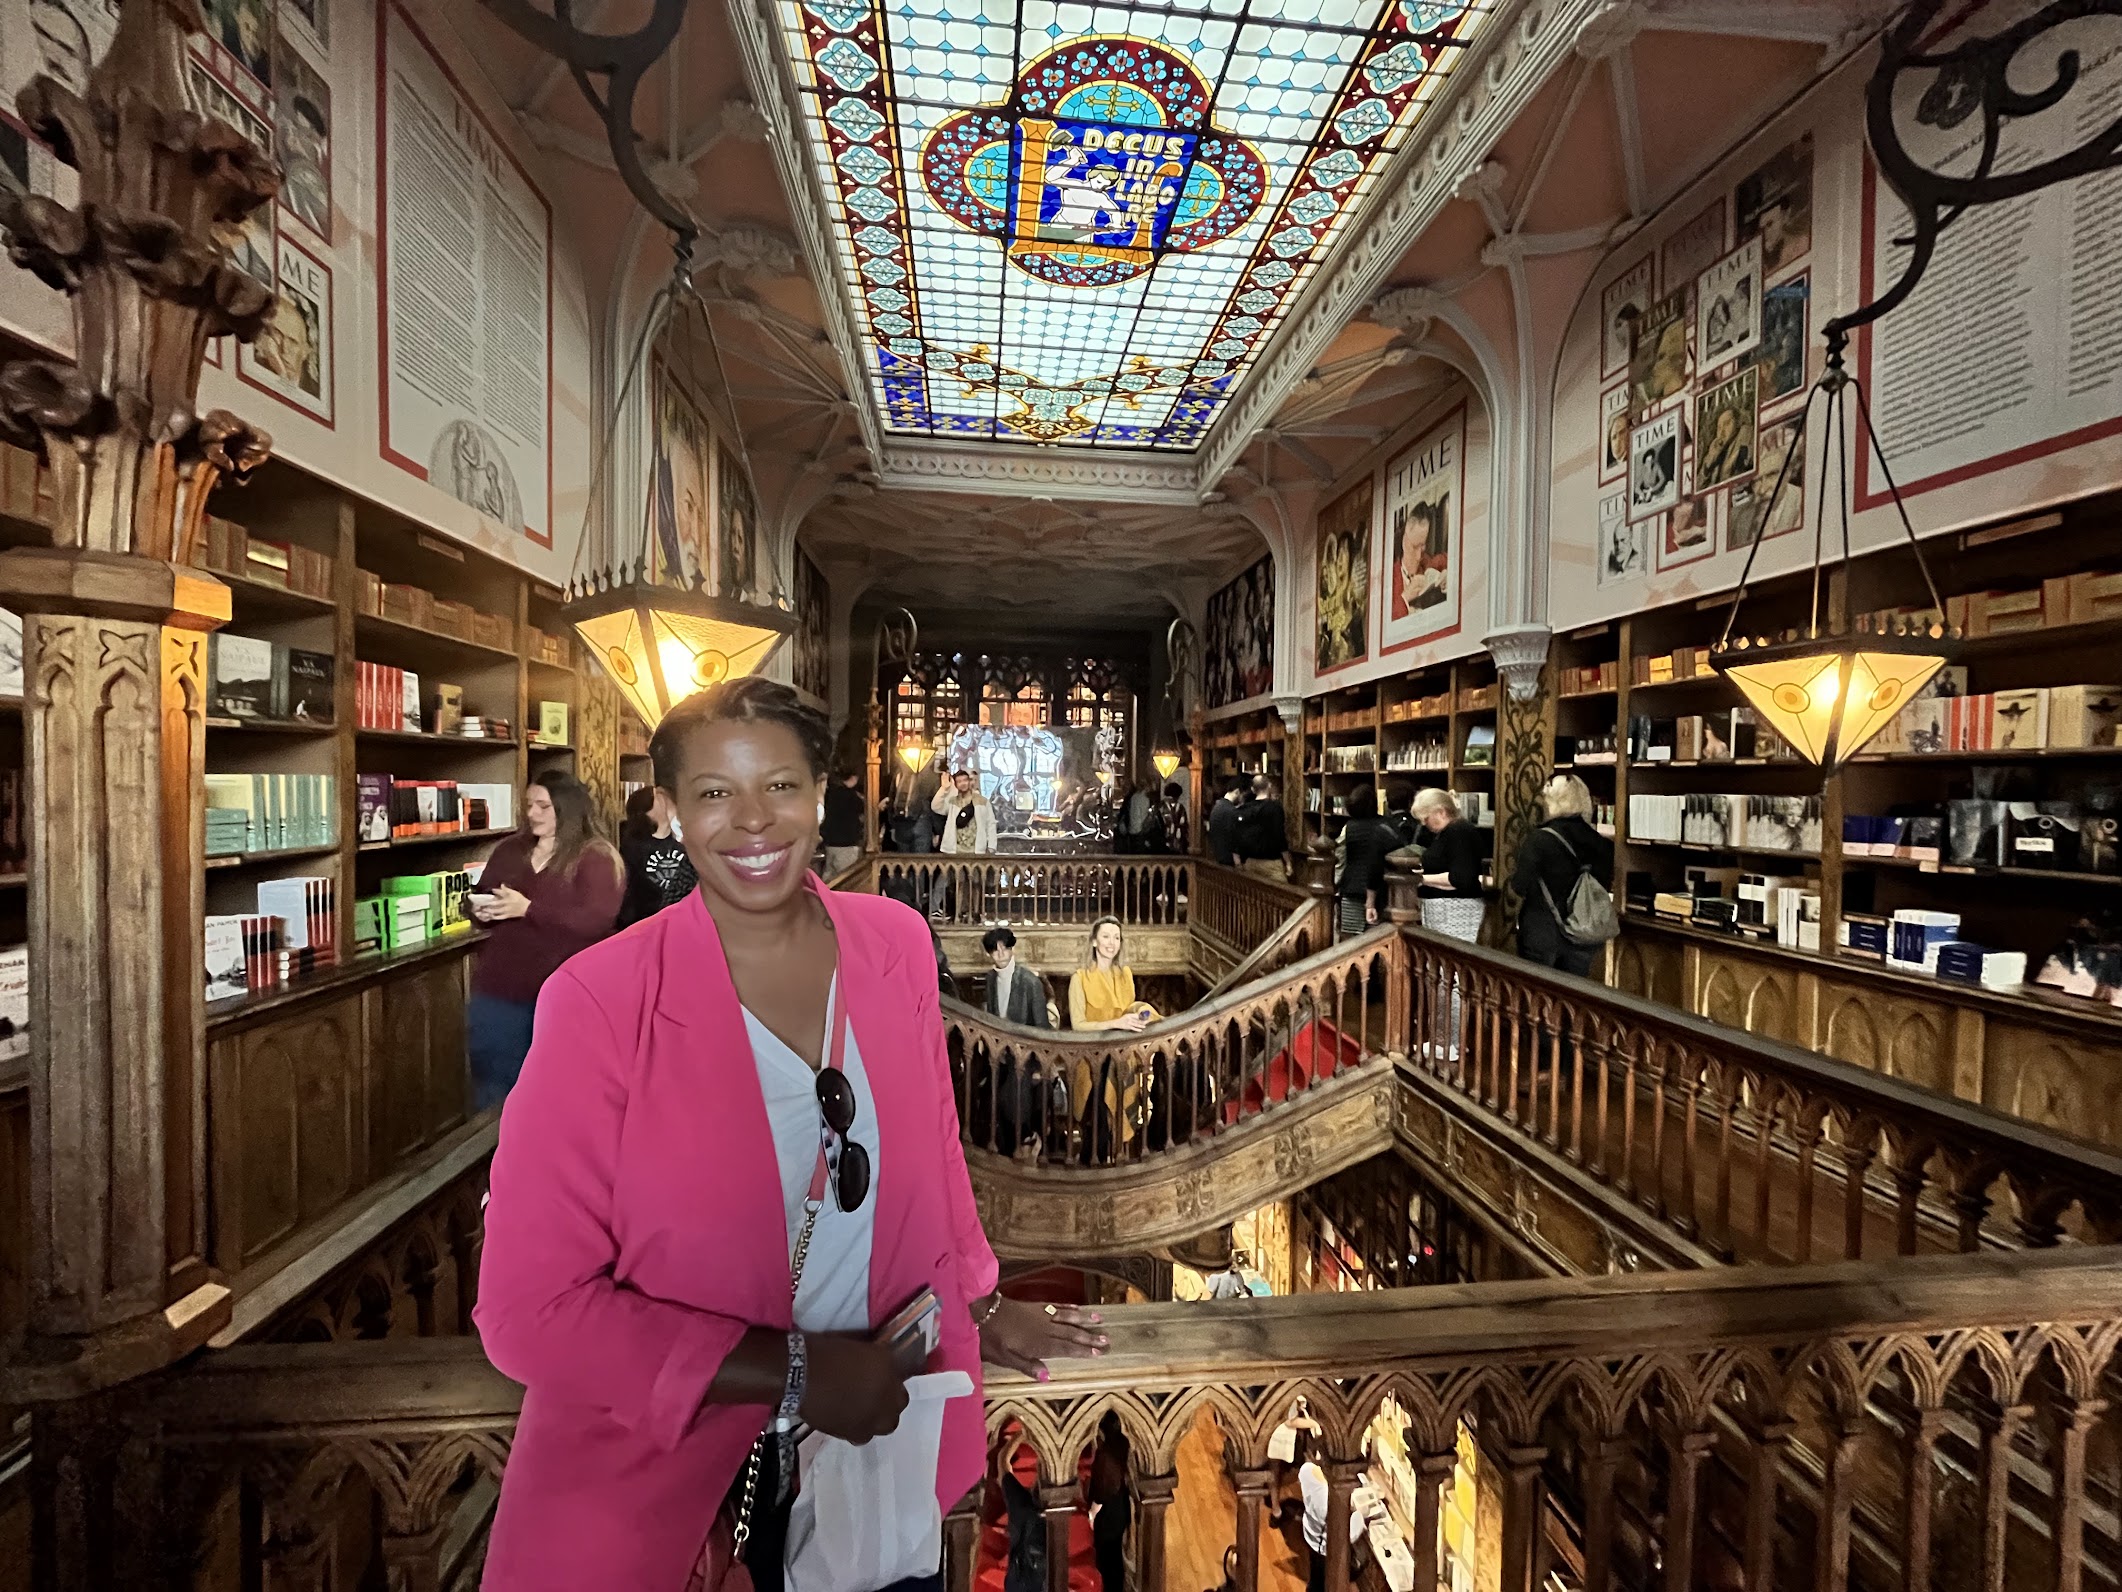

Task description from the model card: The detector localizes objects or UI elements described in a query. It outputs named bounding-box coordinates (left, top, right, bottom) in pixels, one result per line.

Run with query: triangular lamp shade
left=575, top=601, right=789, bottom=731
left=1722, top=644, right=1947, bottom=771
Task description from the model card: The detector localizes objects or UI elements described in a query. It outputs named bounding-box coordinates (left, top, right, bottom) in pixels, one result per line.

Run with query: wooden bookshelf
left=191, top=456, right=608, bottom=1028
left=1294, top=659, right=1499, bottom=845
left=1594, top=490, right=2122, bottom=1041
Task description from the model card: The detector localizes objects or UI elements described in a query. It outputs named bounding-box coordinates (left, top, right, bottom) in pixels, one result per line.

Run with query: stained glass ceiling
left=776, top=0, right=1490, bottom=452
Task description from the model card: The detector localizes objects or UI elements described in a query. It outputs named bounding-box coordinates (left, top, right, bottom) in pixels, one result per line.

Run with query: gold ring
left=1044, top=1304, right=1059, bottom=1318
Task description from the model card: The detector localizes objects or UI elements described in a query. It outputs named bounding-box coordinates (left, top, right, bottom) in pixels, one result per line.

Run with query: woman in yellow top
left=1067, top=917, right=1156, bottom=1159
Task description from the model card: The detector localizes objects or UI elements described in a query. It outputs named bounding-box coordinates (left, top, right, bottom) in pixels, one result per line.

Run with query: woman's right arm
left=475, top=971, right=778, bottom=1449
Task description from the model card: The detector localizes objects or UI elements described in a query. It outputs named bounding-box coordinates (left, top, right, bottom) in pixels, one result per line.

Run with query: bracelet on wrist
left=972, top=1292, right=1006, bottom=1329
left=776, top=1329, right=808, bottom=1424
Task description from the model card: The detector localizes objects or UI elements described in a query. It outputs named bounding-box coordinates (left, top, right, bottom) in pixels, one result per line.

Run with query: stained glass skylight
left=776, top=0, right=1490, bottom=451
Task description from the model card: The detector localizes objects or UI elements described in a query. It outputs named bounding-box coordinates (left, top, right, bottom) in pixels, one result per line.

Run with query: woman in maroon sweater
left=469, top=771, right=624, bottom=1109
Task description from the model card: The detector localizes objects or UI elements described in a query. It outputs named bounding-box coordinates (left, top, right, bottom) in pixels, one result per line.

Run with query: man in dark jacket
left=1233, top=774, right=1292, bottom=882
left=820, top=768, right=866, bottom=875
left=982, top=927, right=1049, bottom=1027
left=1206, top=781, right=1243, bottom=865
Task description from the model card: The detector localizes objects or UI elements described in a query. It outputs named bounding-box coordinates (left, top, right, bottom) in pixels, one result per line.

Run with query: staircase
left=19, top=858, right=2122, bottom=1591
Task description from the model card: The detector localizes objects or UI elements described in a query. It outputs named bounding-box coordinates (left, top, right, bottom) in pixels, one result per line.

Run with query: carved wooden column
left=944, top=1490, right=983, bottom=1592
left=1484, top=627, right=1554, bottom=950
left=1038, top=1482, right=1078, bottom=1592
left=1405, top=1443, right=1460, bottom=1592
left=1135, top=1470, right=1177, bottom=1592
left=1496, top=1443, right=1549, bottom=1592
left=1232, top=1466, right=1277, bottom=1592
left=864, top=691, right=885, bottom=852
left=1660, top=1422, right=1716, bottom=1592
left=1276, top=695, right=1304, bottom=856
left=1322, top=1458, right=1362, bottom=1592
left=1740, top=1416, right=1793, bottom=1592
left=0, top=0, right=273, bottom=1401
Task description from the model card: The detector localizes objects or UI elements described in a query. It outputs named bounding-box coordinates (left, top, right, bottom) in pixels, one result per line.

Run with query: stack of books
left=204, top=773, right=337, bottom=854
left=204, top=875, right=337, bottom=999
left=356, top=776, right=516, bottom=841
left=356, top=662, right=422, bottom=733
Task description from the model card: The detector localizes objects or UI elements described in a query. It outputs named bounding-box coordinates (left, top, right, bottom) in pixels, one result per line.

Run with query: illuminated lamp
left=570, top=590, right=792, bottom=734
left=898, top=737, right=934, bottom=773
left=1152, top=749, right=1182, bottom=781
left=1708, top=359, right=1955, bottom=773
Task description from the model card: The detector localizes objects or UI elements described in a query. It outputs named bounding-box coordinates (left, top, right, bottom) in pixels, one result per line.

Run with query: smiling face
left=955, top=771, right=975, bottom=798
left=663, top=716, right=826, bottom=915
left=525, top=783, right=557, bottom=840
left=1092, top=921, right=1123, bottom=966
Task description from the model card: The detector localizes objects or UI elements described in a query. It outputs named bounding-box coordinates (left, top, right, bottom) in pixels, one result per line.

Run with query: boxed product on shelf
left=282, top=648, right=334, bottom=722
left=1838, top=912, right=1890, bottom=961
left=471, top=609, right=515, bottom=651
left=1887, top=910, right=1961, bottom=975
left=1778, top=887, right=1823, bottom=952
left=1736, top=873, right=1805, bottom=934
left=256, top=875, right=337, bottom=968
left=1947, top=800, right=2009, bottom=867
left=355, top=569, right=382, bottom=616
left=531, top=628, right=570, bottom=668
left=1937, top=942, right=2028, bottom=990
left=535, top=700, right=570, bottom=746
left=1456, top=684, right=1497, bottom=712
left=352, top=895, right=385, bottom=956
left=2062, top=570, right=2122, bottom=626
left=2049, top=685, right=2122, bottom=748
left=384, top=870, right=473, bottom=937
left=357, top=773, right=391, bottom=843
left=365, top=891, right=430, bottom=950
left=430, top=683, right=464, bottom=736
left=428, top=598, right=474, bottom=640
left=460, top=785, right=513, bottom=836
left=2007, top=803, right=2081, bottom=871
left=202, top=915, right=249, bottom=1000
left=1991, top=688, right=2048, bottom=750
left=0, top=943, right=25, bottom=1041
left=244, top=538, right=292, bottom=589
left=209, top=633, right=274, bottom=719
left=379, top=582, right=431, bottom=628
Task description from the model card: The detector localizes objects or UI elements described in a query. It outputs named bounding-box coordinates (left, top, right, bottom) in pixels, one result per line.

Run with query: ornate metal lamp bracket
left=1824, top=0, right=2122, bottom=361
left=475, top=0, right=698, bottom=245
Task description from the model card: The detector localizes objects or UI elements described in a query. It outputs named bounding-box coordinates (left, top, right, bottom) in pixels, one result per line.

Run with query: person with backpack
left=1514, top=773, right=1617, bottom=976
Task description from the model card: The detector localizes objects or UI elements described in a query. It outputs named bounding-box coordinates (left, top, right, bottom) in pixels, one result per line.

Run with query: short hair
left=1346, top=783, right=1378, bottom=818
left=1384, top=783, right=1414, bottom=814
left=1251, top=773, right=1274, bottom=798
left=1164, top=782, right=1183, bottom=799
left=981, top=926, right=1017, bottom=954
left=1412, top=787, right=1457, bottom=821
left=1543, top=773, right=1595, bottom=820
left=650, top=677, right=832, bottom=790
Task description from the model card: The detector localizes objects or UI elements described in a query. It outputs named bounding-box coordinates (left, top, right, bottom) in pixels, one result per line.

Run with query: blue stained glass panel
left=777, top=0, right=1488, bottom=449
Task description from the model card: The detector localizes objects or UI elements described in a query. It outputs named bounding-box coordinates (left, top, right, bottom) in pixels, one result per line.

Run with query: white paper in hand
left=784, top=1371, right=976, bottom=1592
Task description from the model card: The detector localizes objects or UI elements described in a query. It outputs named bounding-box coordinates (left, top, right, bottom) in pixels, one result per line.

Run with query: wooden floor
left=1166, top=1415, right=1307, bottom=1592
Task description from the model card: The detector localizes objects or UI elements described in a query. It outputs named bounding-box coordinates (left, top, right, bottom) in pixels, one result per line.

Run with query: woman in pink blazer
left=476, top=679, right=1104, bottom=1592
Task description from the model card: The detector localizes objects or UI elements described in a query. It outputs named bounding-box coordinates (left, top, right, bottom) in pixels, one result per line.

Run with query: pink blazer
left=476, top=879, right=999, bottom=1591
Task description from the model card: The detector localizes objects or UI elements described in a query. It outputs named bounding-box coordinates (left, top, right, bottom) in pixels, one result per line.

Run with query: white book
left=203, top=917, right=245, bottom=1001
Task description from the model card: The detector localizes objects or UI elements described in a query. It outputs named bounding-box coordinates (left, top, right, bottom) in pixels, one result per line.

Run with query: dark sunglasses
left=815, top=1068, right=872, bottom=1213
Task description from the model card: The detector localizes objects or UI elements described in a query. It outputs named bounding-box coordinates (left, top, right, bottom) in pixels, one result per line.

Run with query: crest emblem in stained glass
left=778, top=0, right=1483, bottom=451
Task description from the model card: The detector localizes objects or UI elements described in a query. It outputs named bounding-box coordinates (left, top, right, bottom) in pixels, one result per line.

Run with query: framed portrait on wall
left=1598, top=382, right=1630, bottom=484
left=1314, top=476, right=1372, bottom=674
left=1205, top=556, right=1275, bottom=708
left=1694, top=366, right=1760, bottom=492
left=1600, top=255, right=1655, bottom=378
left=1758, top=273, right=1810, bottom=407
left=1728, top=415, right=1807, bottom=550
left=1696, top=237, right=1764, bottom=373
left=1596, top=489, right=1646, bottom=586
left=1627, top=406, right=1683, bottom=523
left=1629, top=288, right=1691, bottom=411
left=1660, top=485, right=1718, bottom=571
left=1736, top=133, right=1813, bottom=275
left=1661, top=197, right=1727, bottom=294
left=717, top=442, right=757, bottom=601
left=1382, top=409, right=1464, bottom=652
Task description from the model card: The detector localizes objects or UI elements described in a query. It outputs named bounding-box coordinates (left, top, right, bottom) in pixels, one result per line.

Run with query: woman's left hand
left=978, top=1296, right=1107, bottom=1382
left=1365, top=902, right=1379, bottom=925
left=482, top=885, right=530, bottom=922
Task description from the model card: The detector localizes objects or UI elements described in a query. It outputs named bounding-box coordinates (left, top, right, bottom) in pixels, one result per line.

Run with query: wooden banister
left=1192, top=860, right=1314, bottom=959
left=113, top=1247, right=2122, bottom=1592
left=872, top=854, right=1192, bottom=929
left=946, top=929, right=1397, bottom=1166
left=1397, top=926, right=2122, bottom=1260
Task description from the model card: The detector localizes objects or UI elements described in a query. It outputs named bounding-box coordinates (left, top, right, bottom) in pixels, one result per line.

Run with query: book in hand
left=787, top=1286, right=941, bottom=1443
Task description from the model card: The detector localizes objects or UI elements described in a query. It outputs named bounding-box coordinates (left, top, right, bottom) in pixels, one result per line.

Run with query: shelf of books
left=1201, top=705, right=1287, bottom=798
left=192, top=458, right=599, bottom=1027
left=1600, top=493, right=2122, bottom=1034
left=1296, top=660, right=1498, bottom=851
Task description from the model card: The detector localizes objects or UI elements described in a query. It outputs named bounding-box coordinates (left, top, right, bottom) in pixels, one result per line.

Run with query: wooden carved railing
left=1400, top=929, right=2122, bottom=1262
left=1198, top=894, right=1333, bottom=1003
left=874, top=854, right=1192, bottom=928
left=1191, top=860, right=1314, bottom=960
left=947, top=931, right=1403, bottom=1167
left=101, top=1247, right=2122, bottom=1592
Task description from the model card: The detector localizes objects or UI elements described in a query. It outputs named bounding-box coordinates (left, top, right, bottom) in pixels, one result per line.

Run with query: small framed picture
left=1628, top=406, right=1683, bottom=524
left=1696, top=237, right=1764, bottom=373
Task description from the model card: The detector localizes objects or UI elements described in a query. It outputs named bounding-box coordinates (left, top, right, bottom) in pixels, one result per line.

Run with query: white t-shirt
left=1300, top=1462, right=1364, bottom=1553
left=743, top=978, right=880, bottom=1335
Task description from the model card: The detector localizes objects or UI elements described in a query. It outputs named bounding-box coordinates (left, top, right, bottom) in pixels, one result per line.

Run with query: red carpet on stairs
left=975, top=1445, right=1102, bottom=1592
left=1223, top=1019, right=1359, bottom=1125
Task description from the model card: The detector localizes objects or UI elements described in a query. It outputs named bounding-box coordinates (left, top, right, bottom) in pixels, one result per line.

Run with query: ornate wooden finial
left=0, top=0, right=278, bottom=563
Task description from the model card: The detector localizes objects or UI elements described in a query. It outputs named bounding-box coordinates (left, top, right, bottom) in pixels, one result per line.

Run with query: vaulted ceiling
left=461, top=0, right=1895, bottom=620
